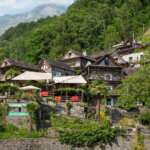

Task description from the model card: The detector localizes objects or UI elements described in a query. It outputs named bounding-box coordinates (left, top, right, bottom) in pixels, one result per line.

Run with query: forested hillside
left=0, top=0, right=150, bottom=64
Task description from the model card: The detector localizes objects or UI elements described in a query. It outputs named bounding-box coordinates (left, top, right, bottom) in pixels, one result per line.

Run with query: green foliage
left=21, top=92, right=34, bottom=100
left=0, top=0, right=150, bottom=63
left=0, top=103, right=10, bottom=124
left=66, top=100, right=72, bottom=116
left=138, top=112, right=150, bottom=125
left=5, top=70, right=20, bottom=80
left=25, top=102, right=40, bottom=114
left=114, top=64, right=150, bottom=110
left=133, top=133, right=146, bottom=150
left=50, top=113, right=81, bottom=129
left=32, top=90, right=42, bottom=102
left=48, top=97, right=56, bottom=102
left=76, top=102, right=88, bottom=108
left=55, top=87, right=86, bottom=94
left=88, top=79, right=109, bottom=96
left=57, top=122, right=126, bottom=147
left=0, top=124, right=43, bottom=139
left=0, top=82, right=20, bottom=94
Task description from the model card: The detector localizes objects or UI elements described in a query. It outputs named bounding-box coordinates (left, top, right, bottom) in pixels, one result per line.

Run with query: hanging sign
left=8, top=103, right=27, bottom=108
left=8, top=112, right=29, bottom=116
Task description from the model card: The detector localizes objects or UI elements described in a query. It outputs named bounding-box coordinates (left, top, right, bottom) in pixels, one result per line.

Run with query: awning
left=53, top=75, right=87, bottom=84
left=12, top=71, right=52, bottom=81
left=20, top=86, right=41, bottom=91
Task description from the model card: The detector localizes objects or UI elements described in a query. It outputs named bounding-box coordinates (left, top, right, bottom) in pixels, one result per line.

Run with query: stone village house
left=82, top=54, right=123, bottom=106
left=0, top=57, right=41, bottom=82
left=60, top=49, right=96, bottom=70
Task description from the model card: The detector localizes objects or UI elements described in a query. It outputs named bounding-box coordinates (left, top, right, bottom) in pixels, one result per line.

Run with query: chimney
left=132, top=33, right=136, bottom=47
left=83, top=50, right=87, bottom=56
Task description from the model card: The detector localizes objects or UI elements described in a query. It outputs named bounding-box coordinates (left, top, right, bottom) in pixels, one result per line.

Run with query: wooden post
left=66, top=91, right=68, bottom=101
left=81, top=91, right=83, bottom=102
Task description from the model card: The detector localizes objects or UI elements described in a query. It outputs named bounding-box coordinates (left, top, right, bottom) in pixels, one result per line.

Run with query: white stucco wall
left=122, top=52, right=144, bottom=63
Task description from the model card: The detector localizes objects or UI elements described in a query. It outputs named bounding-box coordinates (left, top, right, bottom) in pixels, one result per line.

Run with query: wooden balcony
left=89, top=74, right=122, bottom=81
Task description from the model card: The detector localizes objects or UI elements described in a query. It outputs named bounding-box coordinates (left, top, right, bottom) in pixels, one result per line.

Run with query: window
left=56, top=72, right=62, bottom=77
left=41, top=65, right=48, bottom=70
left=106, top=98, right=116, bottom=106
left=106, top=99, right=112, bottom=106
left=91, top=70, right=98, bottom=75
left=19, top=108, right=21, bottom=112
left=115, top=58, right=118, bottom=62
left=5, top=61, right=8, bottom=66
left=129, top=57, right=133, bottom=63
left=104, top=74, right=112, bottom=80
left=68, top=52, right=72, bottom=58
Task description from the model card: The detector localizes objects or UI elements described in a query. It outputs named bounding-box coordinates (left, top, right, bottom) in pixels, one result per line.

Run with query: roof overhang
left=12, top=71, right=52, bottom=81
left=53, top=75, right=87, bottom=84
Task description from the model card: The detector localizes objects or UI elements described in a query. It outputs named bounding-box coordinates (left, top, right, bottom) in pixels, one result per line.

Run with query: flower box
left=72, top=96, right=78, bottom=102
left=55, top=96, right=61, bottom=101
left=42, top=92, right=48, bottom=97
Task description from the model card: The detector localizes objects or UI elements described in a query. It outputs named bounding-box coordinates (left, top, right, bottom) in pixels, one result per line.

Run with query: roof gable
left=62, top=49, right=96, bottom=62
left=0, top=57, right=40, bottom=71
left=38, top=58, right=74, bottom=71
left=124, top=40, right=133, bottom=47
left=1, top=59, right=11, bottom=68
left=95, top=55, right=120, bottom=67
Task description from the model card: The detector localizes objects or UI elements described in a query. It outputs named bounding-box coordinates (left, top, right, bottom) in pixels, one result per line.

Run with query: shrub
left=76, top=102, right=88, bottom=108
left=133, top=133, right=146, bottom=150
left=139, top=112, right=150, bottom=125
left=48, top=97, right=55, bottom=102
left=66, top=100, right=72, bottom=116
left=57, top=122, right=126, bottom=148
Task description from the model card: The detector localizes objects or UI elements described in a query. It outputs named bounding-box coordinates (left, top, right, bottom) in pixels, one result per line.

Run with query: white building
left=122, top=52, right=144, bottom=63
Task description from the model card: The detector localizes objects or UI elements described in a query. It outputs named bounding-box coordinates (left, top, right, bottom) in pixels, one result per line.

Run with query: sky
left=0, top=0, right=74, bottom=16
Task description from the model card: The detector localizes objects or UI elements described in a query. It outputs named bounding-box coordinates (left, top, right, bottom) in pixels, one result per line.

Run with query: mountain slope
left=0, top=0, right=150, bottom=64
left=0, top=4, right=65, bottom=35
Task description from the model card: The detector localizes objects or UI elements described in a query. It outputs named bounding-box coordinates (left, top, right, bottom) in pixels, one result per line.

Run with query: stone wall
left=106, top=107, right=140, bottom=123
left=6, top=116, right=28, bottom=127
left=47, top=101, right=86, bottom=118
left=6, top=107, right=28, bottom=128
left=0, top=137, right=149, bottom=150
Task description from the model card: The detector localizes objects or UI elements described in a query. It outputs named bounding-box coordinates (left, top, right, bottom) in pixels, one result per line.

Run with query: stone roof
left=62, top=49, right=96, bottom=62
left=91, top=50, right=115, bottom=59
left=96, top=54, right=121, bottom=67
left=43, top=58, right=75, bottom=71
left=113, top=55, right=128, bottom=64
left=0, top=57, right=40, bottom=71
left=123, top=67, right=139, bottom=76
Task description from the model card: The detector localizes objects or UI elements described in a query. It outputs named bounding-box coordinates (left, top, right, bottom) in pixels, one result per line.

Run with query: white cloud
left=0, top=0, right=74, bottom=15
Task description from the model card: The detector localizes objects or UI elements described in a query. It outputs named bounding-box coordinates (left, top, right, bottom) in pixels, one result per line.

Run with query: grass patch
left=0, top=124, right=44, bottom=139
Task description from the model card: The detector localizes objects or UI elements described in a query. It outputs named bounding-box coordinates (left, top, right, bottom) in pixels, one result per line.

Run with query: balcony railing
left=89, top=74, right=122, bottom=81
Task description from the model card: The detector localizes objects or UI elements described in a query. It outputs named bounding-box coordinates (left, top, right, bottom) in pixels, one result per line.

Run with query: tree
left=115, top=64, right=150, bottom=110
left=88, top=79, right=109, bottom=123
left=0, top=83, right=20, bottom=98
left=66, top=100, right=72, bottom=116
left=25, top=102, right=40, bottom=132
